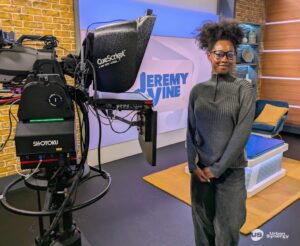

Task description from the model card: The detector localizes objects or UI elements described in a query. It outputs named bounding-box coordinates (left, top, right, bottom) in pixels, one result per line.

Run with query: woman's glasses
left=211, top=50, right=236, bottom=60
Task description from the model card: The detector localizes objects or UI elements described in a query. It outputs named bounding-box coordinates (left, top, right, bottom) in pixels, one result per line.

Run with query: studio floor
left=0, top=132, right=299, bottom=246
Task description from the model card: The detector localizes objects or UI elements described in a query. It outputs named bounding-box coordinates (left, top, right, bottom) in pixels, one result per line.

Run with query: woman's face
left=207, top=40, right=235, bottom=74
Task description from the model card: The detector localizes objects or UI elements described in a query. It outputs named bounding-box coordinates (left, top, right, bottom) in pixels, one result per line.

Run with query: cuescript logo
left=97, top=50, right=126, bottom=68
left=33, top=140, right=59, bottom=147
left=251, top=229, right=264, bottom=241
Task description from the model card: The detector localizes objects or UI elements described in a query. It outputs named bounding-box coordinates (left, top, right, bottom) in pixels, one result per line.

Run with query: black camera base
left=26, top=164, right=90, bottom=246
left=35, top=222, right=81, bottom=246
left=0, top=164, right=111, bottom=246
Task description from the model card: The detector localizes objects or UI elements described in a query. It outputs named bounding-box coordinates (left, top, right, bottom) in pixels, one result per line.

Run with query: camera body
left=0, top=31, right=77, bottom=169
left=15, top=75, right=77, bottom=169
left=0, top=33, right=64, bottom=86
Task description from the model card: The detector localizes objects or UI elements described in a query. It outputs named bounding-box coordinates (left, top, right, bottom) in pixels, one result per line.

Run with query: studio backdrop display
left=78, top=0, right=218, bottom=149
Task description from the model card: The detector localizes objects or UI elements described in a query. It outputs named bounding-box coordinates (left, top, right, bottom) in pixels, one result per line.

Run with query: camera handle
left=17, top=35, right=45, bottom=44
left=16, top=35, right=58, bottom=50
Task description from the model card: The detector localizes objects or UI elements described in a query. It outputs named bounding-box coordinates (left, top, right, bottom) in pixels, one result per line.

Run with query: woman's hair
left=196, top=20, right=244, bottom=51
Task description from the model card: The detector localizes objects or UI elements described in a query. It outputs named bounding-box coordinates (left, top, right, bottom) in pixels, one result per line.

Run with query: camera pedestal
left=27, top=164, right=90, bottom=246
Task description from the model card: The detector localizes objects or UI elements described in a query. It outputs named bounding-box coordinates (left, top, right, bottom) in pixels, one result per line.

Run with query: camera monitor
left=138, top=108, right=157, bottom=166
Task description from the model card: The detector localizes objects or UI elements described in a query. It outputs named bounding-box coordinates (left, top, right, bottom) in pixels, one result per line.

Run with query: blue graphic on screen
left=79, top=0, right=218, bottom=38
left=137, top=72, right=189, bottom=106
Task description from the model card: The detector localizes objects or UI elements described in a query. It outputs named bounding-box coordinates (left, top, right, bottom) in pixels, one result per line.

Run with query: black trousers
left=191, top=168, right=247, bottom=246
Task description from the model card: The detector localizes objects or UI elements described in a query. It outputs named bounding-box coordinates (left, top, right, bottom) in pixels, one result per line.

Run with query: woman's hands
left=193, top=167, right=215, bottom=182
left=203, top=167, right=215, bottom=179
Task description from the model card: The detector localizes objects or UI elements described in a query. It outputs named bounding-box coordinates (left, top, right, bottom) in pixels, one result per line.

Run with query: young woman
left=186, top=21, right=255, bottom=246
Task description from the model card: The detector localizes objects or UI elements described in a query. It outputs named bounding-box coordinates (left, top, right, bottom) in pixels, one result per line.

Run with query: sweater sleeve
left=209, top=83, right=255, bottom=178
left=186, top=87, right=198, bottom=173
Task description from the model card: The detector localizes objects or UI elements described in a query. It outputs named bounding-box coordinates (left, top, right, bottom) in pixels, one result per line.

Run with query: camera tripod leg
left=36, top=190, right=44, bottom=237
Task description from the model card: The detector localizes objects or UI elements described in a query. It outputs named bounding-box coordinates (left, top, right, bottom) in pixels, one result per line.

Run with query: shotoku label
left=33, top=140, right=59, bottom=147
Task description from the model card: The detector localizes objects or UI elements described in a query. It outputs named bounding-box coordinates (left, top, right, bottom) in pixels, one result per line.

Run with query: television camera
left=0, top=10, right=156, bottom=246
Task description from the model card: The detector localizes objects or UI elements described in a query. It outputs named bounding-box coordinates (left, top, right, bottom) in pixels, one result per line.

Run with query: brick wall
left=235, top=0, right=266, bottom=98
left=0, top=0, right=76, bottom=177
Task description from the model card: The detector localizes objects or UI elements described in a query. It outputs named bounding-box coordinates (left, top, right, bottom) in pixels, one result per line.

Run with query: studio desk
left=245, top=134, right=288, bottom=197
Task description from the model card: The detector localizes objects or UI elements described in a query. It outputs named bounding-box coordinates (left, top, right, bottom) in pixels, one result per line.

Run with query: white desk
left=246, top=142, right=288, bottom=197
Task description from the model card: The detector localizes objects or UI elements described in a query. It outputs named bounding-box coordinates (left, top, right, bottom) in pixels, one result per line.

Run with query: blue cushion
left=252, top=122, right=275, bottom=132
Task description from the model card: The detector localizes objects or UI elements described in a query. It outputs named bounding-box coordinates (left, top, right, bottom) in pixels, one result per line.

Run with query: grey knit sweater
left=186, top=73, right=255, bottom=178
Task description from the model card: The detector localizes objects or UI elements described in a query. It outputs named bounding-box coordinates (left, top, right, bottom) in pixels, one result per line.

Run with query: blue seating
left=252, top=99, right=289, bottom=137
